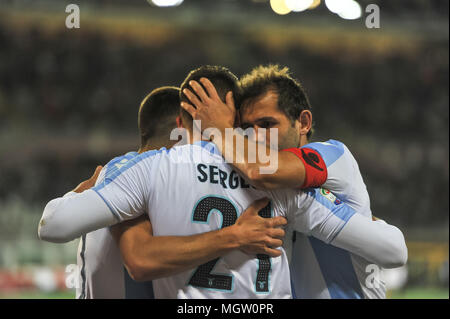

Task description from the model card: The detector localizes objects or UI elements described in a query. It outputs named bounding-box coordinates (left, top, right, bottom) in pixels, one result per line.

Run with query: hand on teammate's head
left=180, top=77, right=236, bottom=133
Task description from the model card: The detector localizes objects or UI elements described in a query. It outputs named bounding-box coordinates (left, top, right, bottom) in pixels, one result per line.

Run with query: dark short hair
left=138, top=86, right=180, bottom=148
left=180, top=65, right=240, bottom=128
left=239, top=65, right=313, bottom=138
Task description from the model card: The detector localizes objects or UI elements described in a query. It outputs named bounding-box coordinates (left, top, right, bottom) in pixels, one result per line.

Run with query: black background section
left=0, top=299, right=446, bottom=317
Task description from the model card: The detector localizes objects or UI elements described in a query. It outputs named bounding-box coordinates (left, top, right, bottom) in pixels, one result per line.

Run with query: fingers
left=265, top=237, right=283, bottom=249
left=225, top=91, right=235, bottom=110
left=264, top=248, right=282, bottom=258
left=182, top=88, right=203, bottom=109
left=270, top=216, right=288, bottom=228
left=91, top=166, right=103, bottom=180
left=189, top=80, right=209, bottom=102
left=180, top=102, right=197, bottom=118
left=250, top=197, right=270, bottom=213
left=269, top=227, right=285, bottom=240
left=200, top=77, right=220, bottom=101
left=241, top=246, right=282, bottom=258
left=241, top=197, right=270, bottom=216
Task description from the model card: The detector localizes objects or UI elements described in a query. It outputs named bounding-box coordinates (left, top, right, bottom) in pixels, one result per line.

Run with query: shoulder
left=301, top=139, right=349, bottom=167
left=104, top=152, right=139, bottom=174
left=161, top=142, right=224, bottom=165
left=99, top=149, right=169, bottom=184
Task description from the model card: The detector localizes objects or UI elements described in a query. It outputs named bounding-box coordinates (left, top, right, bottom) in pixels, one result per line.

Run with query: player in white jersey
left=74, top=87, right=182, bottom=298
left=76, top=151, right=156, bottom=299
left=39, top=66, right=406, bottom=298
left=45, top=86, right=289, bottom=298
left=38, top=139, right=402, bottom=298
left=180, top=65, right=408, bottom=298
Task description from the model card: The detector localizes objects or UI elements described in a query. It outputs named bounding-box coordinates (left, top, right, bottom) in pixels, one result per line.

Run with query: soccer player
left=39, top=66, right=407, bottom=299
left=42, top=86, right=288, bottom=299
left=180, top=65, right=408, bottom=298
left=73, top=87, right=179, bottom=298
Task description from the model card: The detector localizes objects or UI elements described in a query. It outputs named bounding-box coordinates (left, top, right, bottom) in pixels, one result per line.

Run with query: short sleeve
left=92, top=155, right=150, bottom=222
left=301, top=140, right=355, bottom=199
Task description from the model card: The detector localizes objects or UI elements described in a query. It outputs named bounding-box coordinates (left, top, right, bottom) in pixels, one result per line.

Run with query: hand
left=232, top=198, right=287, bottom=258
left=72, top=166, right=103, bottom=193
left=180, top=77, right=236, bottom=134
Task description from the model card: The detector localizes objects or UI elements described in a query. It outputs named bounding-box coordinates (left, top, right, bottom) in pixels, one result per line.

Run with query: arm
left=111, top=198, right=287, bottom=281
left=181, top=78, right=326, bottom=190
left=38, top=189, right=118, bottom=243
left=39, top=159, right=147, bottom=243
left=291, top=189, right=408, bottom=269
left=331, top=214, right=408, bottom=269
left=214, top=130, right=307, bottom=190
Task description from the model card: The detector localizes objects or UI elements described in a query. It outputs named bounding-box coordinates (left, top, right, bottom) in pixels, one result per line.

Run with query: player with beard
left=39, top=66, right=406, bottom=298
left=52, top=86, right=287, bottom=298
left=180, top=64, right=407, bottom=298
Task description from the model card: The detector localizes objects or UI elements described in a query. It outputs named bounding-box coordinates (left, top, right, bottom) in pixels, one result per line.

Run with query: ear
left=176, top=115, right=184, bottom=129
left=298, top=110, right=312, bottom=137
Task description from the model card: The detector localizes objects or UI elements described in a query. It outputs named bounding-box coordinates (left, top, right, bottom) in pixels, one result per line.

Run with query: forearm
left=330, top=214, right=408, bottom=268
left=38, top=189, right=117, bottom=243
left=213, top=129, right=305, bottom=189
left=118, top=225, right=241, bottom=281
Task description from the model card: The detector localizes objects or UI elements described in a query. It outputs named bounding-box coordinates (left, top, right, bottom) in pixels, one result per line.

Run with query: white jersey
left=92, top=141, right=357, bottom=299
left=290, top=140, right=386, bottom=299
left=76, top=152, right=155, bottom=299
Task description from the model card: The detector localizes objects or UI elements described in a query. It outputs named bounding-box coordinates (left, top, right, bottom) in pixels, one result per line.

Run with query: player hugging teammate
left=38, top=65, right=407, bottom=299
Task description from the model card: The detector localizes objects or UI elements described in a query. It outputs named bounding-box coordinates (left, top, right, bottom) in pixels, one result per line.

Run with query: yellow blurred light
left=270, top=0, right=292, bottom=15
left=308, top=0, right=321, bottom=9
left=285, top=0, right=314, bottom=12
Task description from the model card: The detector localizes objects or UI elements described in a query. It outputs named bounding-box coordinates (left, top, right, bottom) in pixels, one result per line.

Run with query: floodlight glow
left=270, top=0, right=292, bottom=15
left=151, top=0, right=184, bottom=7
left=324, top=0, right=342, bottom=14
left=308, top=0, right=321, bottom=9
left=338, top=0, right=362, bottom=20
left=285, top=0, right=314, bottom=12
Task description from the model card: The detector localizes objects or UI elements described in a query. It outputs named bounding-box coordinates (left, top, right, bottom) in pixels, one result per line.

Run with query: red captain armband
left=282, top=147, right=328, bottom=189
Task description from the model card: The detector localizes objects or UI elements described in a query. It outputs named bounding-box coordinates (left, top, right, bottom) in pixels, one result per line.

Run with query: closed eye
left=257, top=120, right=277, bottom=129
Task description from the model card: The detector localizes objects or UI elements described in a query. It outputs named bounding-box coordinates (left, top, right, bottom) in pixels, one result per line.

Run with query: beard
left=277, top=124, right=300, bottom=151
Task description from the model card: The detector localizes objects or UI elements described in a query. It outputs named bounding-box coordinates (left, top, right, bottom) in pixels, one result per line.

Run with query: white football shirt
left=289, top=140, right=386, bottom=299
left=92, top=141, right=357, bottom=299
left=76, top=152, right=155, bottom=299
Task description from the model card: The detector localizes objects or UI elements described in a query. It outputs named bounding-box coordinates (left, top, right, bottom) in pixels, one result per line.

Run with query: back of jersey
left=145, top=141, right=292, bottom=299
left=78, top=152, right=154, bottom=299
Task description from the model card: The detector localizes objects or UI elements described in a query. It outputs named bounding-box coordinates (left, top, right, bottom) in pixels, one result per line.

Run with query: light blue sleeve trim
left=305, top=188, right=355, bottom=222
left=104, top=152, right=140, bottom=177
left=93, top=148, right=167, bottom=192
left=92, top=188, right=121, bottom=222
left=302, top=139, right=345, bottom=167
left=329, top=214, right=355, bottom=244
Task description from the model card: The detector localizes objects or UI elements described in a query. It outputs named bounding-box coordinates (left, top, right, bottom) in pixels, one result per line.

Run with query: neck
left=138, top=140, right=177, bottom=154
left=299, top=135, right=309, bottom=147
left=187, top=127, right=204, bottom=145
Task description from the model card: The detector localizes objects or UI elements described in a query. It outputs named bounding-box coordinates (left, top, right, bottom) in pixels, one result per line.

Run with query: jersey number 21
left=188, top=196, right=271, bottom=293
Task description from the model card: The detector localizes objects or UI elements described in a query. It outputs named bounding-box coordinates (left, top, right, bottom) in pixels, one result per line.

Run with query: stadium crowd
left=0, top=12, right=448, bottom=230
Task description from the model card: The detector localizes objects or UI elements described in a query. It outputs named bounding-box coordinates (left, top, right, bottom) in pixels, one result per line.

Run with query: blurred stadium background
left=0, top=0, right=448, bottom=299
